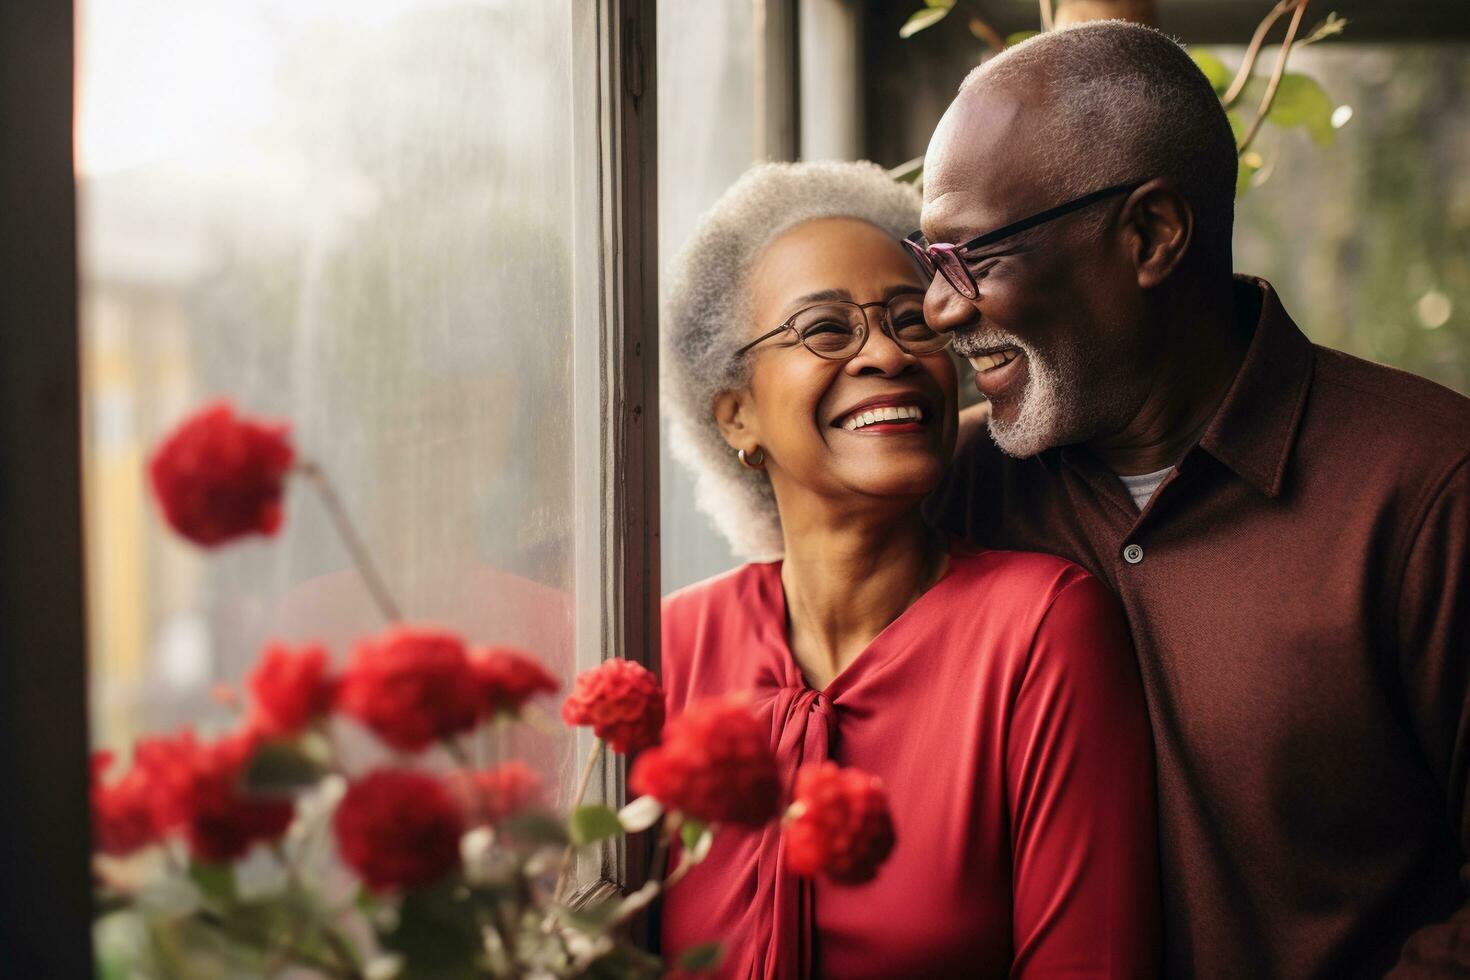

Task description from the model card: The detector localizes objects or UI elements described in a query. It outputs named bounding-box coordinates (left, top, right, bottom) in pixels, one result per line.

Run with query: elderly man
left=917, top=20, right=1470, bottom=979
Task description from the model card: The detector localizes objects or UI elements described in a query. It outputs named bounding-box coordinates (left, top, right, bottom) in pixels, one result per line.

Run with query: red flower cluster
left=334, top=769, right=465, bottom=892
left=135, top=730, right=294, bottom=863
left=471, top=646, right=560, bottom=718
left=91, top=751, right=161, bottom=856
left=336, top=627, right=480, bottom=752
left=147, top=401, right=294, bottom=547
left=782, top=762, right=895, bottom=884
left=247, top=642, right=335, bottom=738
left=629, top=698, right=780, bottom=827
left=450, top=761, right=544, bottom=824
left=561, top=659, right=665, bottom=754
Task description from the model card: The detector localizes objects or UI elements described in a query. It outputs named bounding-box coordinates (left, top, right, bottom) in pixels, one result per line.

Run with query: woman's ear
left=713, top=389, right=757, bottom=453
left=1122, top=178, right=1193, bottom=289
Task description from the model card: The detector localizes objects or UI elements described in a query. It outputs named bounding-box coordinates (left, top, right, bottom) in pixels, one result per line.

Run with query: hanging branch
left=966, top=10, right=1006, bottom=53
left=1223, top=0, right=1307, bottom=108
left=296, top=459, right=403, bottom=623
left=1235, top=0, right=1310, bottom=156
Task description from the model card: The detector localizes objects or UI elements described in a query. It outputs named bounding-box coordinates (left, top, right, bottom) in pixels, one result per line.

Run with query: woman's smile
left=832, top=391, right=934, bottom=434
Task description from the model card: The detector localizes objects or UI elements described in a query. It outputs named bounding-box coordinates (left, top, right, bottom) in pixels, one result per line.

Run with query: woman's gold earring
left=737, top=447, right=765, bottom=469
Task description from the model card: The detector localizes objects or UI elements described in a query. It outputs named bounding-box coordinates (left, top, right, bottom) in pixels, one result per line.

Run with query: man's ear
left=1122, top=178, right=1193, bottom=289
left=713, top=389, right=758, bottom=453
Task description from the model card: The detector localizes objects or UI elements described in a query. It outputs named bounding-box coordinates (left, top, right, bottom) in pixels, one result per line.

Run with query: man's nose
left=924, top=276, right=978, bottom=334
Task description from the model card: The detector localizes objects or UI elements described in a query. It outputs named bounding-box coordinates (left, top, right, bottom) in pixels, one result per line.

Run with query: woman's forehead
left=747, top=218, right=923, bottom=319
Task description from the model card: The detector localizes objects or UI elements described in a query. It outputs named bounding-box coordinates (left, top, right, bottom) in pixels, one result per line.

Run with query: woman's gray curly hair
left=661, top=160, right=922, bottom=561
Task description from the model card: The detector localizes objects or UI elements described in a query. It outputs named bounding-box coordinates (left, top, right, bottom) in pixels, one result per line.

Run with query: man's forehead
left=921, top=82, right=1052, bottom=239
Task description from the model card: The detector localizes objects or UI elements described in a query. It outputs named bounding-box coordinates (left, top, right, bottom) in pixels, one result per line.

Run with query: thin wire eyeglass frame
left=734, top=298, right=955, bottom=361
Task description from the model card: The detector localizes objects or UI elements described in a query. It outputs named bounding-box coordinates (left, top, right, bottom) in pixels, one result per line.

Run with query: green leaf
left=382, top=883, right=482, bottom=980
left=569, top=804, right=623, bottom=846
left=899, top=6, right=951, bottom=39
left=1190, top=49, right=1232, bottom=96
left=354, top=886, right=377, bottom=916
left=188, top=862, right=237, bottom=907
left=241, top=741, right=328, bottom=796
left=925, top=0, right=957, bottom=7
left=1267, top=73, right=1336, bottom=146
left=1227, top=108, right=1248, bottom=146
left=499, top=808, right=570, bottom=847
left=678, top=818, right=708, bottom=854
left=887, top=155, right=923, bottom=186
left=1005, top=30, right=1040, bottom=47
left=582, top=942, right=665, bottom=980
left=678, top=941, right=725, bottom=972
left=1236, top=152, right=1262, bottom=198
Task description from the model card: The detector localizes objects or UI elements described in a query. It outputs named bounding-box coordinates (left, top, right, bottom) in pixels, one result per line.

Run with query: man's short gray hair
left=661, top=161, right=921, bottom=560
left=962, top=20, right=1237, bottom=251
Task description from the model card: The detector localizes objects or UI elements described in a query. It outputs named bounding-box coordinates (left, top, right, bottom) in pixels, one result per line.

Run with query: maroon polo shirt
left=928, top=277, right=1470, bottom=978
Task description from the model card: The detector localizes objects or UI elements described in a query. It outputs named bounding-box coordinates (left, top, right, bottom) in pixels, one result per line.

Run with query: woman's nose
left=923, top=276, right=978, bottom=335
left=845, top=322, right=916, bottom=377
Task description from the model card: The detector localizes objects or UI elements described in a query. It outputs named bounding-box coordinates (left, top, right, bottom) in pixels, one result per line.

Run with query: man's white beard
left=952, top=327, right=1075, bottom=459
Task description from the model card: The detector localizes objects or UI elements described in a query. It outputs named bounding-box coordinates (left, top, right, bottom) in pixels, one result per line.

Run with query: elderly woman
left=658, top=161, right=1158, bottom=979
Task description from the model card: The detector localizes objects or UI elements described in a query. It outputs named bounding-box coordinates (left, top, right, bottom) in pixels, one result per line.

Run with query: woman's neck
left=778, top=507, right=945, bottom=690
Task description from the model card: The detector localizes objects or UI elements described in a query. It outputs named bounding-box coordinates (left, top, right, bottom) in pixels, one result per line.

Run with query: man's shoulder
left=1308, top=345, right=1470, bottom=464
left=1313, top=345, right=1470, bottom=429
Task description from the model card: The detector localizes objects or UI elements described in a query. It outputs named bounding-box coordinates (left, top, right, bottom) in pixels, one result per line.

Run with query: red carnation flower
left=470, top=646, right=559, bottom=718
left=134, top=729, right=294, bottom=863
left=147, top=400, right=294, bottom=547
left=628, top=697, right=779, bottom=826
left=782, top=762, right=895, bottom=884
left=91, top=750, right=162, bottom=856
left=247, top=642, right=334, bottom=738
left=561, top=659, right=664, bottom=754
left=335, top=627, right=480, bottom=753
left=450, top=761, right=544, bottom=824
left=334, top=769, right=465, bottom=892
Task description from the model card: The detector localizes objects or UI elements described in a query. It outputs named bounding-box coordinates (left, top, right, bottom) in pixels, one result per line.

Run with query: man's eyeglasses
left=734, top=292, right=953, bottom=361
left=903, top=181, right=1144, bottom=300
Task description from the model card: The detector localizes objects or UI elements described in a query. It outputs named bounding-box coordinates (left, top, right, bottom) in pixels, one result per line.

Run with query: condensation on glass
left=78, top=0, right=602, bottom=796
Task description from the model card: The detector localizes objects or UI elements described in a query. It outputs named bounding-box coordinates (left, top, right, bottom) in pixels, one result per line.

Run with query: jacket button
left=1123, top=543, right=1145, bottom=565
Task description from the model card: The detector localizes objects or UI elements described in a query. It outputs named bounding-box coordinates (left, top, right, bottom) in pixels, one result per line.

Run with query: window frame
left=0, top=1, right=95, bottom=974
left=568, top=0, right=662, bottom=905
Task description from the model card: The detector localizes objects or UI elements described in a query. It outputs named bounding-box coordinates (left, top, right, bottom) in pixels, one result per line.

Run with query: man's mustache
left=950, top=326, right=1025, bottom=359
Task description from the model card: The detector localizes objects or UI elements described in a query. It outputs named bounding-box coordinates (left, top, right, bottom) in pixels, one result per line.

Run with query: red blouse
left=658, top=548, right=1159, bottom=979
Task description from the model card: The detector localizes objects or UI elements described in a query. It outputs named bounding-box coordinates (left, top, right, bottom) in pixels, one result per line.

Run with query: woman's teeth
left=969, top=348, right=1020, bottom=373
left=841, top=404, right=924, bottom=431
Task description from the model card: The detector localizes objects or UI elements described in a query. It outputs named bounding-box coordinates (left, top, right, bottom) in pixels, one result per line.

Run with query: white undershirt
left=1116, top=467, right=1173, bottom=511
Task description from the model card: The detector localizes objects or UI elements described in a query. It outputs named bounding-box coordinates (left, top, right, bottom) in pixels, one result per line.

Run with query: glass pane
left=657, top=0, right=755, bottom=593
left=1233, top=43, right=1469, bottom=395
left=78, top=0, right=596, bottom=790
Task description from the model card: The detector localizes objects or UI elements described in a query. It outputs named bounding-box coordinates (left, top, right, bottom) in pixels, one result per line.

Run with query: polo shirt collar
left=1195, top=276, right=1314, bottom=498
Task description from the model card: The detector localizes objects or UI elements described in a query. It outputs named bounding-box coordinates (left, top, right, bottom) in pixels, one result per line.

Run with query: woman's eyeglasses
left=734, top=293, right=953, bottom=361
left=903, top=181, right=1144, bottom=300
